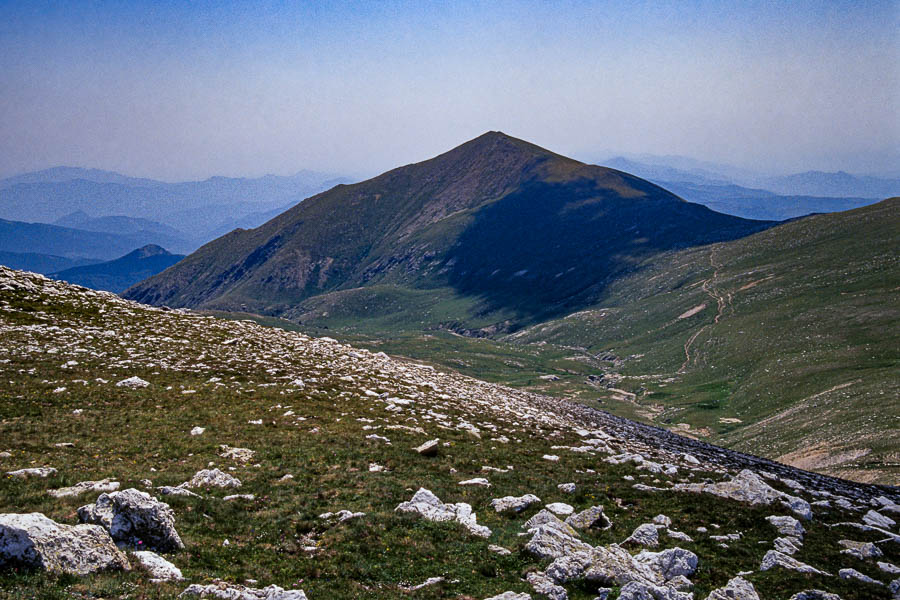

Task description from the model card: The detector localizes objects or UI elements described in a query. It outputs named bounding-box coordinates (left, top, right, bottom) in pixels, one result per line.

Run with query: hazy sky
left=1, top=0, right=897, bottom=181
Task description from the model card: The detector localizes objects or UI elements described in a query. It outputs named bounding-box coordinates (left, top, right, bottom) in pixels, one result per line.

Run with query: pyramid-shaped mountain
left=124, top=132, right=773, bottom=323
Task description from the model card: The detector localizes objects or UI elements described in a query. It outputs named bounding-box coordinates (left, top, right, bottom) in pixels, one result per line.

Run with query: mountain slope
left=124, top=132, right=772, bottom=324
left=501, top=198, right=900, bottom=483
left=50, top=244, right=185, bottom=293
left=1, top=266, right=898, bottom=599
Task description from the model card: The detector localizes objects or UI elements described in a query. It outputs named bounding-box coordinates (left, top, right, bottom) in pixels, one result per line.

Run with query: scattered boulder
left=760, top=550, right=830, bottom=575
left=789, top=591, right=843, bottom=600
left=189, top=427, right=205, bottom=436
left=839, top=539, right=882, bottom=559
left=485, top=593, right=531, bottom=600
left=546, top=502, right=574, bottom=516
left=395, top=488, right=490, bottom=537
left=158, top=486, right=202, bottom=498
left=623, top=523, right=660, bottom=548
left=674, top=470, right=812, bottom=520
left=705, top=576, right=759, bottom=600
left=863, top=509, right=896, bottom=529
left=565, top=505, right=612, bottom=530
left=491, top=494, right=541, bottom=513
left=319, top=510, right=365, bottom=523
left=774, top=536, right=802, bottom=555
left=78, top=488, right=184, bottom=552
left=183, top=468, right=242, bottom=489
left=0, top=512, right=129, bottom=575
left=415, top=439, right=440, bottom=456
left=525, top=523, right=591, bottom=560
left=180, top=580, right=308, bottom=599
left=838, top=568, right=883, bottom=585
left=488, top=544, right=512, bottom=556
left=618, top=580, right=693, bottom=600
left=116, top=376, right=149, bottom=388
left=6, top=467, right=56, bottom=478
left=133, top=550, right=183, bottom=582
left=766, top=515, right=805, bottom=539
left=219, top=445, right=255, bottom=463
left=558, top=483, right=576, bottom=493
left=48, top=479, right=119, bottom=498
left=526, top=571, right=568, bottom=600
left=634, top=547, right=699, bottom=581
left=459, top=478, right=491, bottom=487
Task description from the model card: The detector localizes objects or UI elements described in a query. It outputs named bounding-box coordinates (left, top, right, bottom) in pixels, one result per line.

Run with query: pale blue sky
left=1, top=1, right=897, bottom=180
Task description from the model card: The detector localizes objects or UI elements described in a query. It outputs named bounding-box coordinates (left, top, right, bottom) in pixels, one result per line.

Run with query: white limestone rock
left=565, top=505, right=612, bottom=530
left=219, top=445, right=255, bottom=463
left=179, top=580, right=308, bottom=599
left=484, top=592, right=531, bottom=600
left=78, top=488, right=184, bottom=552
left=839, top=539, right=882, bottom=559
left=558, top=483, right=576, bottom=493
left=491, top=494, right=541, bottom=513
left=0, top=512, right=129, bottom=575
left=788, top=591, right=843, bottom=600
left=759, top=550, right=830, bottom=575
left=526, top=571, right=568, bottom=600
left=415, top=438, right=440, bottom=456
left=48, top=479, right=120, bottom=498
left=116, top=376, right=149, bottom=388
left=766, top=515, right=805, bottom=539
left=525, top=523, right=591, bottom=560
left=395, top=488, right=490, bottom=538
left=546, top=502, right=574, bottom=516
left=623, top=523, right=660, bottom=548
left=459, top=478, right=491, bottom=487
left=133, top=550, right=183, bottom=582
left=674, top=470, right=813, bottom=520
left=863, top=509, right=896, bottom=529
left=838, top=568, right=883, bottom=585
left=183, top=468, right=242, bottom=489
left=617, top=580, right=692, bottom=600
left=6, top=467, right=57, bottom=478
left=705, top=576, right=759, bottom=600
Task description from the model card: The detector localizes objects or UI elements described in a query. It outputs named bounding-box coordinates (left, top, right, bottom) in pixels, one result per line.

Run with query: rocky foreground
left=0, top=266, right=898, bottom=599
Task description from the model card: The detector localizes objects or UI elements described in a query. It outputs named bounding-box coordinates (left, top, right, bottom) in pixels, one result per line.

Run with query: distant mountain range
left=600, top=157, right=891, bottom=220
left=50, top=244, right=184, bottom=293
left=0, top=167, right=354, bottom=252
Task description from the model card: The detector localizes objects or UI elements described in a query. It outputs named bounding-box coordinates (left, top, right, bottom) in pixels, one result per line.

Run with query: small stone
left=133, top=550, right=183, bottom=582
left=183, top=468, right=242, bottom=489
left=180, top=580, right=308, bottom=599
left=415, top=439, right=440, bottom=456
left=760, top=550, right=829, bottom=575
left=558, top=483, right=576, bottom=493
left=48, top=479, right=120, bottom=498
left=565, top=506, right=612, bottom=530
left=6, top=467, right=57, bottom=478
left=189, top=427, right=205, bottom=436
left=484, top=593, right=531, bottom=600
left=459, top=478, right=491, bottom=487
left=488, top=544, right=512, bottom=555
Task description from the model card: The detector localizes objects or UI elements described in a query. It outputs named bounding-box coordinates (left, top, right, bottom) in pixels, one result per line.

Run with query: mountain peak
left=130, top=244, right=170, bottom=258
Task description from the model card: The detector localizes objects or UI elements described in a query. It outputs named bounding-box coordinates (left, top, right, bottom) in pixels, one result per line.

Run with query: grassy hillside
left=269, top=199, right=899, bottom=485
left=1, top=267, right=897, bottom=599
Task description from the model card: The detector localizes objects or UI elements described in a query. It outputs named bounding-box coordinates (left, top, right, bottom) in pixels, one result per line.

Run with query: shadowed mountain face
left=124, top=132, right=773, bottom=323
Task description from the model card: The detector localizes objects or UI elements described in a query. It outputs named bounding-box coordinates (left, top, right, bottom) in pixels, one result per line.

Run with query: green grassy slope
left=504, top=198, right=900, bottom=483
left=2, top=267, right=898, bottom=599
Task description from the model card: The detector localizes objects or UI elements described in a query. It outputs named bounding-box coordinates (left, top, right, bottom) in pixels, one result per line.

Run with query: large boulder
left=78, top=488, right=184, bottom=552
left=705, top=576, right=760, bottom=600
left=395, top=488, right=490, bottom=537
left=0, top=512, right=129, bottom=575
left=565, top=505, right=611, bottom=530
left=674, top=470, right=812, bottom=520
left=180, top=580, right=307, bottom=599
